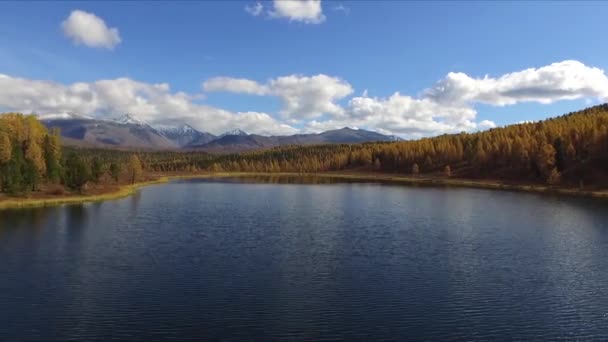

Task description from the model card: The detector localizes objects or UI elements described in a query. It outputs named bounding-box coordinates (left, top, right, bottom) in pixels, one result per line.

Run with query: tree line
left=0, top=113, right=144, bottom=195
left=207, top=104, right=608, bottom=187
left=1, top=104, right=608, bottom=196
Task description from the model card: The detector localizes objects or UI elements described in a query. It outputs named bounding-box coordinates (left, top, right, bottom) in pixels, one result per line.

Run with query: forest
left=1, top=104, right=608, bottom=197
left=0, top=113, right=145, bottom=195
left=209, top=104, right=608, bottom=188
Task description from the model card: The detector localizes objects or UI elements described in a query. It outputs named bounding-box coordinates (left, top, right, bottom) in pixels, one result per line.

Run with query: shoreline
left=195, top=172, right=608, bottom=199
left=0, top=178, right=169, bottom=211
left=1, top=172, right=607, bottom=211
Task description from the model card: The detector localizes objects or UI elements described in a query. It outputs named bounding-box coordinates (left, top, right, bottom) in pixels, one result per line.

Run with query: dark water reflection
left=206, top=174, right=403, bottom=185
left=1, top=179, right=608, bottom=340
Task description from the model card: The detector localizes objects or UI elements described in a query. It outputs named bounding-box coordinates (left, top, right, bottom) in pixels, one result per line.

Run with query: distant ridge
left=187, top=127, right=402, bottom=152
left=41, top=114, right=176, bottom=150
left=40, top=114, right=401, bottom=152
left=114, top=113, right=150, bottom=126
left=219, top=129, right=248, bottom=137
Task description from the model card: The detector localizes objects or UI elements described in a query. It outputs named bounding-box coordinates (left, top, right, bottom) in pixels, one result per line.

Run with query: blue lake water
left=1, top=177, right=608, bottom=340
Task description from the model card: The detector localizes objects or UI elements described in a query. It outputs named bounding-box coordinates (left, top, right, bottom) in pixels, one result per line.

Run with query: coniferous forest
left=1, top=104, right=608, bottom=198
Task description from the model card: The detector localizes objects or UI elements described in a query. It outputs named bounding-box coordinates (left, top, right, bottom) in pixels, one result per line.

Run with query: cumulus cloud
left=244, top=2, right=264, bottom=16
left=203, top=77, right=267, bottom=95
left=478, top=120, right=497, bottom=130
left=2, top=60, right=607, bottom=139
left=427, top=60, right=608, bottom=106
left=61, top=10, right=121, bottom=49
left=268, top=74, right=352, bottom=118
left=300, top=93, right=486, bottom=137
left=203, top=74, right=353, bottom=119
left=0, top=74, right=99, bottom=115
left=269, top=0, right=325, bottom=24
left=230, top=112, right=299, bottom=136
left=0, top=74, right=294, bottom=136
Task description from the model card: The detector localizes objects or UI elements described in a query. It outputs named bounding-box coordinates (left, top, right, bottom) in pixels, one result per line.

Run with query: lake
left=1, top=177, right=608, bottom=340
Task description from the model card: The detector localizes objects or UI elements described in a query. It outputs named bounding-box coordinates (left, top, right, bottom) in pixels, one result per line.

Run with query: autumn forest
left=1, top=104, right=608, bottom=198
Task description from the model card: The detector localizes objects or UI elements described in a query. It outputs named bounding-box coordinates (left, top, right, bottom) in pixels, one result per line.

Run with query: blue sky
left=1, top=1, right=607, bottom=136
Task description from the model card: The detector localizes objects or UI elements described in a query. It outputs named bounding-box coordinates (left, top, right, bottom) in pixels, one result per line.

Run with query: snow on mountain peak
left=177, top=123, right=196, bottom=133
left=220, top=129, right=248, bottom=137
left=156, top=123, right=199, bottom=135
left=115, top=113, right=149, bottom=126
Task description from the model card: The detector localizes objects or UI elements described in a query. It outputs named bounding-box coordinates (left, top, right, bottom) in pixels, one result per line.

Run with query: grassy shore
left=1, top=172, right=607, bottom=211
left=0, top=178, right=169, bottom=210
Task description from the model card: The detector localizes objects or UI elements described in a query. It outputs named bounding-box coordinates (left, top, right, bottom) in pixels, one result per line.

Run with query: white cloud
left=0, top=74, right=99, bottom=115
left=199, top=60, right=608, bottom=137
left=305, top=92, right=488, bottom=137
left=427, top=60, right=608, bottom=106
left=203, top=77, right=267, bottom=95
left=269, top=0, right=325, bottom=24
left=231, top=112, right=299, bottom=136
left=478, top=120, right=497, bottom=130
left=244, top=2, right=264, bottom=17
left=61, top=10, right=121, bottom=49
left=268, top=74, right=352, bottom=119
left=204, top=74, right=353, bottom=119
left=3, top=60, right=608, bottom=139
left=0, top=74, right=295, bottom=136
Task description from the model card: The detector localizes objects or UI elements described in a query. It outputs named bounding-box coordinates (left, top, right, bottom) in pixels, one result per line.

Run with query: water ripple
left=0, top=181, right=608, bottom=340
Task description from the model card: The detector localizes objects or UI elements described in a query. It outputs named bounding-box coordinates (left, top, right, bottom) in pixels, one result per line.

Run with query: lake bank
left=198, top=172, right=608, bottom=199
left=0, top=178, right=168, bottom=210
left=1, top=171, right=607, bottom=210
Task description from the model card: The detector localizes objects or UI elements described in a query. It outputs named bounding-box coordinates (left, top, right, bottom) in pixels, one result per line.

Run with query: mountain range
left=40, top=113, right=401, bottom=152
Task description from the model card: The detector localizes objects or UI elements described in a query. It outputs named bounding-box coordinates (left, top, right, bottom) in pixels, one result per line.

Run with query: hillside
left=206, top=104, right=608, bottom=188
left=187, top=127, right=400, bottom=152
left=41, top=114, right=401, bottom=151
left=42, top=116, right=178, bottom=150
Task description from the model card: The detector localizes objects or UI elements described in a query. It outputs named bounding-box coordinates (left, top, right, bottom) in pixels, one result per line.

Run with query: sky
left=1, top=1, right=608, bottom=137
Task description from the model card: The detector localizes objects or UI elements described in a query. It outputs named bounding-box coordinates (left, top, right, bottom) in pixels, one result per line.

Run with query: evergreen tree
left=23, top=159, right=39, bottom=192
left=43, top=132, right=62, bottom=183
left=553, top=137, right=565, bottom=171
left=109, top=163, right=121, bottom=182
left=2, top=144, right=25, bottom=194
left=0, top=131, right=11, bottom=164
left=91, top=157, right=104, bottom=183
left=0, top=132, right=12, bottom=192
left=64, top=152, right=90, bottom=192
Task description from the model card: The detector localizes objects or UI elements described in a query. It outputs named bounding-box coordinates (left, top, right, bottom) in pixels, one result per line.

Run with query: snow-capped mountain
left=114, top=113, right=150, bottom=126
left=157, top=123, right=217, bottom=147
left=220, top=129, right=248, bottom=137
left=189, top=127, right=401, bottom=152
left=156, top=123, right=197, bottom=134
left=40, top=113, right=400, bottom=151
left=41, top=113, right=176, bottom=149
